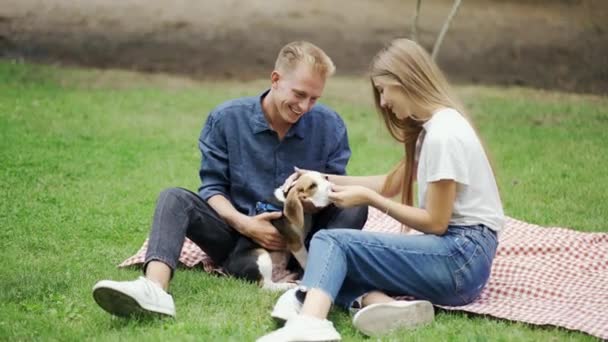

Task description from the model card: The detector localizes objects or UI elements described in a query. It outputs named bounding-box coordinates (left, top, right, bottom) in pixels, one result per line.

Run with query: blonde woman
left=258, top=38, right=504, bottom=341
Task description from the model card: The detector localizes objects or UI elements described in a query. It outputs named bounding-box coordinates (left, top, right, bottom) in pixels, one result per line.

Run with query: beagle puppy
left=222, top=171, right=332, bottom=291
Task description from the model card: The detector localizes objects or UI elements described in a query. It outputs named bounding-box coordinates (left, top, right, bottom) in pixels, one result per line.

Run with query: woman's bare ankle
left=362, top=291, right=396, bottom=307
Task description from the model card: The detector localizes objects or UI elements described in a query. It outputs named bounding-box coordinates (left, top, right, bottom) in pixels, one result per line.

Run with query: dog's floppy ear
left=273, top=184, right=293, bottom=203
left=283, top=185, right=304, bottom=230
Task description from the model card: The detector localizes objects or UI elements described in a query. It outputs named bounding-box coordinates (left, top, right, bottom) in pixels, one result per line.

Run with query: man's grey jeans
left=144, top=187, right=369, bottom=275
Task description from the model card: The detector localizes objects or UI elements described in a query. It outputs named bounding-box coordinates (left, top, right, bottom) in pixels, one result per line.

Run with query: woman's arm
left=284, top=164, right=403, bottom=198
left=369, top=179, right=456, bottom=235
left=329, top=179, right=456, bottom=235
left=327, top=173, right=403, bottom=198
left=327, top=174, right=387, bottom=194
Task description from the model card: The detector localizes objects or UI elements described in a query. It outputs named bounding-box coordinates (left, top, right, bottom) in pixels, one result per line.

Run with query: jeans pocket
left=452, top=240, right=492, bottom=305
left=478, top=228, right=498, bottom=264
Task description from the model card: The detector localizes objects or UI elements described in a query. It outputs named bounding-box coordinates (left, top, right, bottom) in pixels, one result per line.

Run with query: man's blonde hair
left=275, top=41, right=336, bottom=78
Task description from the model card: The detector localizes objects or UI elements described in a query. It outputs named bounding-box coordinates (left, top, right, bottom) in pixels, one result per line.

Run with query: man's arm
left=198, top=111, right=285, bottom=250
left=198, top=112, right=231, bottom=204
left=207, top=195, right=285, bottom=250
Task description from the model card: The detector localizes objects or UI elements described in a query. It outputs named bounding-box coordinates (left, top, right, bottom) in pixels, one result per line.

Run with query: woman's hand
left=328, top=184, right=375, bottom=208
left=280, top=167, right=310, bottom=192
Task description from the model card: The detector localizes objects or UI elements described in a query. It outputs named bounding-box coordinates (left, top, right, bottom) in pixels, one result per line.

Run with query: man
left=92, top=41, right=368, bottom=318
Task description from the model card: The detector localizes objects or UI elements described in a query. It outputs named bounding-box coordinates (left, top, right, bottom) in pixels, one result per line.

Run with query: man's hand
left=240, top=211, right=286, bottom=250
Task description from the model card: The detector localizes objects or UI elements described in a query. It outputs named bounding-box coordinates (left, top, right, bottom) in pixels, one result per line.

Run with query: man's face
left=271, top=63, right=326, bottom=125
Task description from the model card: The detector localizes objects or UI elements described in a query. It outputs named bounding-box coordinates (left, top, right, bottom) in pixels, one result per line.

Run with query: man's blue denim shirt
left=198, top=90, right=351, bottom=216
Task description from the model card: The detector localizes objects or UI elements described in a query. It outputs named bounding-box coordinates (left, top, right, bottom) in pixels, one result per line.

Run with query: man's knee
left=158, top=187, right=197, bottom=209
left=334, top=205, right=368, bottom=229
left=350, top=205, right=369, bottom=228
left=159, top=187, right=187, bottom=201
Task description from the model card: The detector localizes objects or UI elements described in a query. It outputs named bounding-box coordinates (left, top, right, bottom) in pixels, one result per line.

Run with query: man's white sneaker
left=92, top=277, right=176, bottom=318
left=257, top=315, right=341, bottom=342
left=352, top=300, right=434, bottom=337
left=270, top=288, right=302, bottom=322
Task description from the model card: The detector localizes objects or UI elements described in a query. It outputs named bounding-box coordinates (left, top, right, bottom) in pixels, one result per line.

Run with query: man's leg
left=145, top=187, right=240, bottom=288
left=306, top=204, right=368, bottom=246
left=93, top=187, right=240, bottom=318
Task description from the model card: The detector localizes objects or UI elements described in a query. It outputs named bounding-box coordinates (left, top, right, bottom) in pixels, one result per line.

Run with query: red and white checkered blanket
left=120, top=208, right=608, bottom=339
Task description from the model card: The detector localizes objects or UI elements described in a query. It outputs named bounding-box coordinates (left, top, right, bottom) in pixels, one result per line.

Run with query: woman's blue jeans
left=299, top=225, right=498, bottom=308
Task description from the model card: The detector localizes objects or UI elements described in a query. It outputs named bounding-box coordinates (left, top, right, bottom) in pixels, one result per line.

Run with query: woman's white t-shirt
left=417, top=108, right=505, bottom=232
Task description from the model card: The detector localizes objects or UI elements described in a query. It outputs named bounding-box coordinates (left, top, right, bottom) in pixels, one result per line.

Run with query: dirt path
left=1, top=0, right=606, bottom=94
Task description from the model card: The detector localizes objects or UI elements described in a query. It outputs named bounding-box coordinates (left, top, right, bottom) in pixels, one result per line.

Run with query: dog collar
left=255, top=201, right=283, bottom=214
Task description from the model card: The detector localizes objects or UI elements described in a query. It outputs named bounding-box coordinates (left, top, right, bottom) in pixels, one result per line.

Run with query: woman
left=257, top=38, right=504, bottom=342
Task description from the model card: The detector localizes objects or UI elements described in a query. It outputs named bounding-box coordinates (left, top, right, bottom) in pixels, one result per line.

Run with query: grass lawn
left=1, top=60, right=606, bottom=341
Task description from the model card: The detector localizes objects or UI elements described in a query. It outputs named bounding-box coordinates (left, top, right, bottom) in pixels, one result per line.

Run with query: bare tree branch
left=411, top=0, right=422, bottom=42
left=431, top=0, right=462, bottom=61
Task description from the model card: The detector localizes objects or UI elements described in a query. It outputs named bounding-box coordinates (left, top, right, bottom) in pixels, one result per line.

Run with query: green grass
left=1, top=60, right=606, bottom=341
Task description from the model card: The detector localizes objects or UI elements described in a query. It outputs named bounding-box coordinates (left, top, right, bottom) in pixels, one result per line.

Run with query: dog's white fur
left=273, top=171, right=332, bottom=208
left=256, top=252, right=296, bottom=291
left=258, top=171, right=332, bottom=290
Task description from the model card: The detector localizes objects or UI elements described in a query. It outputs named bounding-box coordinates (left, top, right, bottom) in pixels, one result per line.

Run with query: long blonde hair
left=371, top=38, right=466, bottom=206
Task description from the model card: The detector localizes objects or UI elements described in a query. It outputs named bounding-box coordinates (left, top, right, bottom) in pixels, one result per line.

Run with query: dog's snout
left=274, top=171, right=332, bottom=207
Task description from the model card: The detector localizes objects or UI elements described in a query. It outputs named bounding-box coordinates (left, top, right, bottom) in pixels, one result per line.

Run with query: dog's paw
left=262, top=280, right=298, bottom=292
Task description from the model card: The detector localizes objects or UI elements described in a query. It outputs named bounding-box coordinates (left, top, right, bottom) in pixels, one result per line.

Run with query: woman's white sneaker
left=257, top=314, right=341, bottom=342
left=352, top=300, right=434, bottom=337
left=92, top=277, right=175, bottom=318
left=270, top=288, right=302, bottom=322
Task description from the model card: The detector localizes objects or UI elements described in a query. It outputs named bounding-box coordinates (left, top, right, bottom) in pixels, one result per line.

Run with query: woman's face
left=373, top=77, right=413, bottom=120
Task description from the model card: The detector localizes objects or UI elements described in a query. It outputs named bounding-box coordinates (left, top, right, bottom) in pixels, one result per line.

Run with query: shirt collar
left=250, top=89, right=306, bottom=140
left=251, top=90, right=273, bottom=134
left=287, top=118, right=306, bottom=140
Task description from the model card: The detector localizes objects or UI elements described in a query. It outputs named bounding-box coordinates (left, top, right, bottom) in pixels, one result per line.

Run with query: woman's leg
left=258, top=228, right=451, bottom=341
left=303, top=226, right=496, bottom=309
left=300, top=288, right=333, bottom=318
left=258, top=226, right=496, bottom=341
left=361, top=291, right=396, bottom=306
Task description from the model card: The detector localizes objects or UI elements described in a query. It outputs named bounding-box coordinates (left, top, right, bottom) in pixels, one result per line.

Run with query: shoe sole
left=352, top=300, right=434, bottom=337
left=92, top=286, right=173, bottom=318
